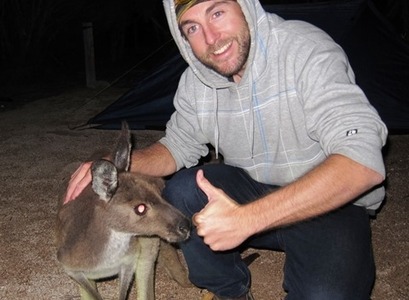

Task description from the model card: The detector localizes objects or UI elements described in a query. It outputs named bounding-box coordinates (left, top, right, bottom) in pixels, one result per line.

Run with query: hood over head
left=163, top=0, right=271, bottom=89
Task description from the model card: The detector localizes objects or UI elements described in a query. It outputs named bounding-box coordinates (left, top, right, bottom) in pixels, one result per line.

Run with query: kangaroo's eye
left=134, top=204, right=147, bottom=216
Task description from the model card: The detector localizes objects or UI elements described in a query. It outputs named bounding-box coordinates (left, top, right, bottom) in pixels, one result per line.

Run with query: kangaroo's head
left=90, top=122, right=190, bottom=243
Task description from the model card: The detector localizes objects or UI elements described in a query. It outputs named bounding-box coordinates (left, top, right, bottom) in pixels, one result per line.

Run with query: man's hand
left=63, top=143, right=177, bottom=205
left=193, top=169, right=252, bottom=251
left=63, top=162, right=93, bottom=204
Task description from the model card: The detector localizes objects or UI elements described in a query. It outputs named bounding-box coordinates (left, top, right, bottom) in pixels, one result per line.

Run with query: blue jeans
left=163, top=164, right=375, bottom=299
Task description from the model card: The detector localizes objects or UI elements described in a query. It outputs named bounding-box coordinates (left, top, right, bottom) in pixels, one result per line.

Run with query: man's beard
left=196, top=27, right=250, bottom=78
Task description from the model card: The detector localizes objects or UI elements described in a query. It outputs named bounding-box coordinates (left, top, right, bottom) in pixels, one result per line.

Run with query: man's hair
left=175, top=0, right=237, bottom=23
left=175, top=0, right=210, bottom=22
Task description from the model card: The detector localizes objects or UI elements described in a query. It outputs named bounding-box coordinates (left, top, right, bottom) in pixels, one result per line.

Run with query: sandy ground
left=0, top=86, right=408, bottom=299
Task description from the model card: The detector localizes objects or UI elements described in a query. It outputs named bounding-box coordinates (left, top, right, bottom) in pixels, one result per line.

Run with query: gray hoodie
left=160, top=0, right=388, bottom=211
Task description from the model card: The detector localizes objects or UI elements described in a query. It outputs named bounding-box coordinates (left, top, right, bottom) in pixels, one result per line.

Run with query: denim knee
left=163, top=167, right=207, bottom=218
left=163, top=166, right=252, bottom=297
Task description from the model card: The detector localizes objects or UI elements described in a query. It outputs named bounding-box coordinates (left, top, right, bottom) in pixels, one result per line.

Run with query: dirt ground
left=0, top=86, right=408, bottom=299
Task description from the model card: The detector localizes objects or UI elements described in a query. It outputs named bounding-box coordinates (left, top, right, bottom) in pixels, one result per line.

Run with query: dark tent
left=89, top=53, right=187, bottom=130
left=88, top=0, right=409, bottom=132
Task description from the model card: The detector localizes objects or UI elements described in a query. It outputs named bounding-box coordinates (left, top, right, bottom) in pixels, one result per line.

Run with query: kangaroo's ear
left=91, top=160, right=118, bottom=202
left=113, top=121, right=131, bottom=172
left=149, top=177, right=165, bottom=192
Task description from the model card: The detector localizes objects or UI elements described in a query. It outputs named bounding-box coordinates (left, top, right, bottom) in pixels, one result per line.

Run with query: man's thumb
left=196, top=169, right=219, bottom=202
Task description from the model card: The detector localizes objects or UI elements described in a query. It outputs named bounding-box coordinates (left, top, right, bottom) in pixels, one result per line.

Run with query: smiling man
left=177, top=0, right=250, bottom=80
left=65, top=0, right=388, bottom=299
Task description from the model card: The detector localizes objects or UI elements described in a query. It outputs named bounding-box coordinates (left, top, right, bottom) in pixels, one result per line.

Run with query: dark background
left=0, top=0, right=407, bottom=90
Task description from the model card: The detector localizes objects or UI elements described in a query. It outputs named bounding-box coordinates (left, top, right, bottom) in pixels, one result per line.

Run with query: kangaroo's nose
left=178, top=218, right=191, bottom=239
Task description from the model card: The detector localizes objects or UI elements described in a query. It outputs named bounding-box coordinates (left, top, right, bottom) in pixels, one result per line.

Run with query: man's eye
left=186, top=25, right=198, bottom=35
left=213, top=10, right=223, bottom=19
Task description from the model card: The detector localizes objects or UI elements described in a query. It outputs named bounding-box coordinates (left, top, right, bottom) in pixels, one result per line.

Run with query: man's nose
left=203, top=25, right=220, bottom=45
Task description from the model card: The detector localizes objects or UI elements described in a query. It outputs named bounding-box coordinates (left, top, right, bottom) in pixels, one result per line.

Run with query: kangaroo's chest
left=105, top=230, right=135, bottom=260
left=86, top=230, right=136, bottom=279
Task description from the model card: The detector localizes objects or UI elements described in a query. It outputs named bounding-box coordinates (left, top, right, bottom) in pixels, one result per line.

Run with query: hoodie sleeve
left=294, top=23, right=388, bottom=177
left=159, top=70, right=210, bottom=171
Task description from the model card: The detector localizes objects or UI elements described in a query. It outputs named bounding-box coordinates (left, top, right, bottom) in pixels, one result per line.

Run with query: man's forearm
left=130, top=142, right=177, bottom=177
left=246, top=154, right=384, bottom=235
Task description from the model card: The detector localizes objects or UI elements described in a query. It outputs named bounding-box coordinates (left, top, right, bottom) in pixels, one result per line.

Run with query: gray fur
left=56, top=122, right=191, bottom=300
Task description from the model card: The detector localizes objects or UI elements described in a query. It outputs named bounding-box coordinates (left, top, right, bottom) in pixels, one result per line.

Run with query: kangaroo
left=55, top=122, right=191, bottom=300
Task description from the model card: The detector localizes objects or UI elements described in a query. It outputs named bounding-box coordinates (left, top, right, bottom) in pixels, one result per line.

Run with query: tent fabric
left=341, top=1, right=409, bottom=133
left=89, top=53, right=187, bottom=130
left=88, top=0, right=409, bottom=132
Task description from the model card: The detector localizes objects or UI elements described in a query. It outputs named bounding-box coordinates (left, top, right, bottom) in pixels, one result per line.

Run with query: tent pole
left=82, top=22, right=97, bottom=88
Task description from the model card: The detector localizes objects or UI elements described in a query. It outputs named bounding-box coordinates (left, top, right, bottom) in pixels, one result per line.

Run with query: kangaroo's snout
left=177, top=218, right=191, bottom=240
left=162, top=209, right=191, bottom=243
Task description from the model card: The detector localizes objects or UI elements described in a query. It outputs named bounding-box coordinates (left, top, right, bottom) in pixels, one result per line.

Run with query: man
left=66, top=0, right=388, bottom=299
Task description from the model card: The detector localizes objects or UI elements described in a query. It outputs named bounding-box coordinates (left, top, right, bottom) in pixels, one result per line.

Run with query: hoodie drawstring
left=248, top=71, right=255, bottom=159
left=213, top=87, right=220, bottom=159
left=212, top=77, right=256, bottom=161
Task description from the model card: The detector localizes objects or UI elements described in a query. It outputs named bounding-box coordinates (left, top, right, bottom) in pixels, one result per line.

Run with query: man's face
left=179, top=0, right=250, bottom=80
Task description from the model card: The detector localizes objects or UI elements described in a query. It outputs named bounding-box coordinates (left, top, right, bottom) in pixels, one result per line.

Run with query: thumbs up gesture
left=193, top=169, right=252, bottom=251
